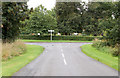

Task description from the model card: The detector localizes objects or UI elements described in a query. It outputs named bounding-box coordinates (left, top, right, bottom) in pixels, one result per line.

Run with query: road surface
left=13, top=43, right=118, bottom=76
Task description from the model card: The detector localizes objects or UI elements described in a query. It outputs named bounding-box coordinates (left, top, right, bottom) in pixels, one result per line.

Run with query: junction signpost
left=48, top=30, right=54, bottom=41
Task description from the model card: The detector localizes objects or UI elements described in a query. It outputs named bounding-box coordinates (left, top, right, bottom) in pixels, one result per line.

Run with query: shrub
left=111, top=44, right=120, bottom=56
left=19, top=35, right=102, bottom=41
left=92, top=40, right=119, bottom=56
left=92, top=40, right=109, bottom=48
left=2, top=40, right=26, bottom=61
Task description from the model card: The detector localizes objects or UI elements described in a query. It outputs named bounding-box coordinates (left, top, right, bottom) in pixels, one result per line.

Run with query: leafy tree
left=106, top=2, right=120, bottom=46
left=86, top=2, right=120, bottom=47
left=22, top=5, right=57, bottom=35
left=2, top=2, right=28, bottom=43
left=83, top=2, right=114, bottom=36
left=55, top=2, right=85, bottom=35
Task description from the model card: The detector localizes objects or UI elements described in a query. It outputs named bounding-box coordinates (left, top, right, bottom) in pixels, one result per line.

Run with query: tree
left=106, top=2, right=120, bottom=46
left=22, top=5, right=57, bottom=35
left=82, top=2, right=115, bottom=36
left=55, top=2, right=85, bottom=35
left=2, top=2, right=28, bottom=43
left=85, top=2, right=120, bottom=46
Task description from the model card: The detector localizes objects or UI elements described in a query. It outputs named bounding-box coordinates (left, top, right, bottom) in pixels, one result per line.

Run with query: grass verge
left=2, top=45, right=44, bottom=76
left=22, top=40, right=93, bottom=43
left=81, top=44, right=118, bottom=70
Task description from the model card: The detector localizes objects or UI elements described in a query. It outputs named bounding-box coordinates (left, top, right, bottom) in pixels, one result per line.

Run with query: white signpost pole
left=51, top=31, right=52, bottom=41
left=48, top=30, right=54, bottom=41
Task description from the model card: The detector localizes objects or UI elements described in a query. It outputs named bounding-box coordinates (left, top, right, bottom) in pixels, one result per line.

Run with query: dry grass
left=0, top=39, right=2, bottom=59
left=2, top=40, right=26, bottom=61
left=0, top=39, right=2, bottom=77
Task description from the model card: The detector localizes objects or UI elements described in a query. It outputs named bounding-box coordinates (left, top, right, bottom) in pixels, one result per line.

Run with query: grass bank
left=22, top=40, right=93, bottom=43
left=2, top=45, right=44, bottom=76
left=81, top=44, right=118, bottom=70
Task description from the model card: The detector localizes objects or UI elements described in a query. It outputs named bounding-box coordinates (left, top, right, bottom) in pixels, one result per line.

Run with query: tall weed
left=2, top=40, right=26, bottom=61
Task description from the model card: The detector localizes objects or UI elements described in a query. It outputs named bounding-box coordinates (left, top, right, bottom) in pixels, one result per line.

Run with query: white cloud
left=27, top=0, right=56, bottom=10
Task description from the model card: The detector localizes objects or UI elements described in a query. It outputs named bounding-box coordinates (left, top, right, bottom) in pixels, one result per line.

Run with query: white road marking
left=61, top=53, right=67, bottom=65
left=62, top=53, right=65, bottom=58
left=63, top=58, right=67, bottom=65
left=60, top=46, right=67, bottom=65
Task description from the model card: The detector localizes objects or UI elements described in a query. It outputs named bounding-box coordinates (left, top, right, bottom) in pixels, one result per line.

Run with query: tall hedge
left=19, top=35, right=102, bottom=41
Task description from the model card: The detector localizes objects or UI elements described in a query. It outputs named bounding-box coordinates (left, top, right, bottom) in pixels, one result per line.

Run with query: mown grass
left=22, top=40, right=93, bottom=43
left=81, top=44, right=118, bottom=70
left=2, top=45, right=44, bottom=76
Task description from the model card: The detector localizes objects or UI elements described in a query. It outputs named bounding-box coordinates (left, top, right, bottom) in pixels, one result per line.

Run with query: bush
left=19, top=35, right=102, bottom=41
left=92, top=40, right=119, bottom=56
left=92, top=40, right=109, bottom=48
left=111, top=44, right=120, bottom=56
left=2, top=40, right=26, bottom=61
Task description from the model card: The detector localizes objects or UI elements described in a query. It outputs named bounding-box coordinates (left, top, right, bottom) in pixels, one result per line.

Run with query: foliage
left=55, top=2, right=120, bottom=47
left=19, top=35, right=102, bottom=41
left=105, top=2, right=120, bottom=46
left=21, top=5, right=57, bottom=35
left=85, top=2, right=120, bottom=48
left=91, top=2, right=120, bottom=56
left=2, top=2, right=28, bottom=43
left=83, top=2, right=115, bottom=36
left=3, top=2, right=119, bottom=48
left=55, top=2, right=85, bottom=34
left=56, top=2, right=104, bottom=35
left=92, top=40, right=119, bottom=56
left=22, top=40, right=92, bottom=43
left=2, top=40, right=26, bottom=61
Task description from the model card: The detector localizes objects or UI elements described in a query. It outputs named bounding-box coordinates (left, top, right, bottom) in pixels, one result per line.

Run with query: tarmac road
left=13, top=43, right=118, bottom=76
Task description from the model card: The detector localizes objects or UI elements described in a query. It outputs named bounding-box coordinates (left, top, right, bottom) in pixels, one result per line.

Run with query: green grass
left=22, top=40, right=93, bottom=43
left=81, top=44, right=118, bottom=70
left=2, top=45, right=44, bottom=76
left=0, top=62, right=1, bottom=78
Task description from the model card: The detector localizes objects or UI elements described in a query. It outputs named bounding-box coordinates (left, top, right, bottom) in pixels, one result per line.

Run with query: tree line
left=2, top=1, right=120, bottom=47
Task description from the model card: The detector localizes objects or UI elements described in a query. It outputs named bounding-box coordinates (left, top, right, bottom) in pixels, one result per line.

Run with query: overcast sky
left=27, top=0, right=89, bottom=10
left=27, top=0, right=117, bottom=10
left=27, top=0, right=56, bottom=10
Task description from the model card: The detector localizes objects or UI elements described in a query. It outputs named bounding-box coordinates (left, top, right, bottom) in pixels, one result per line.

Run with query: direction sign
left=48, top=30, right=54, bottom=32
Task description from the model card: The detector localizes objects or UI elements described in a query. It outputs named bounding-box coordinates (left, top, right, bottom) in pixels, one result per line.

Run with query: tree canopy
left=2, top=2, right=28, bottom=42
left=55, top=2, right=85, bottom=35
left=21, top=5, right=57, bottom=35
left=55, top=1, right=120, bottom=46
left=2, top=1, right=120, bottom=46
